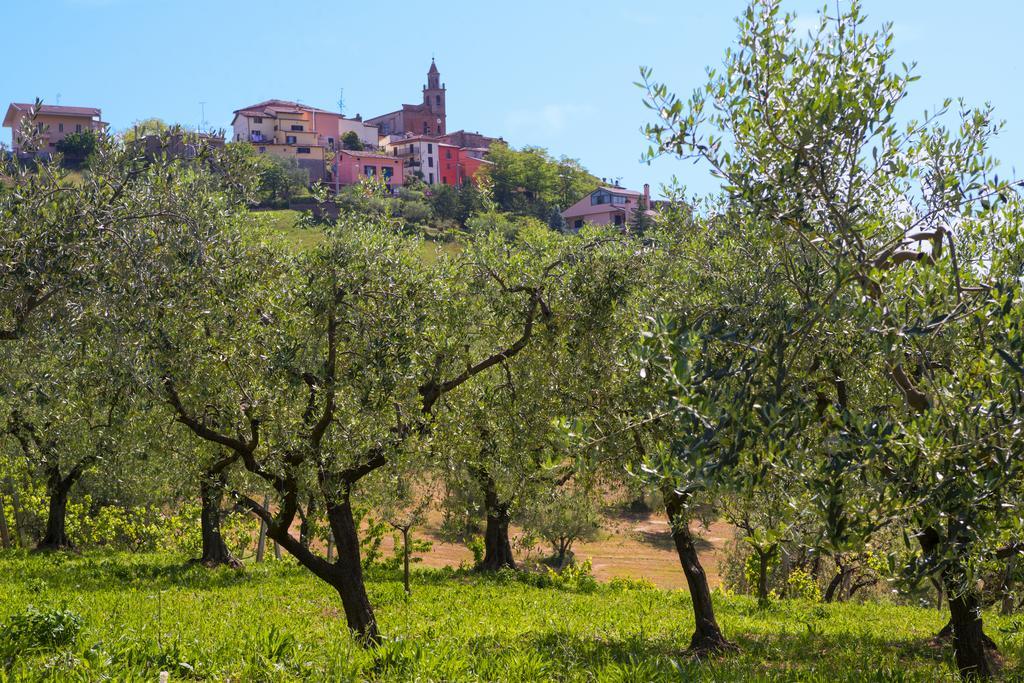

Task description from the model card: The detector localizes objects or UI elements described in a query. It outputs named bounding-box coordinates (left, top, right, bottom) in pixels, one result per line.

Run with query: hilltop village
left=3, top=59, right=657, bottom=230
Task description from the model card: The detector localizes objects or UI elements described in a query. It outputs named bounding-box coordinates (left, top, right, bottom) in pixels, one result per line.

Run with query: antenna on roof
left=55, top=93, right=61, bottom=105
left=199, top=101, right=207, bottom=133
left=338, top=88, right=345, bottom=116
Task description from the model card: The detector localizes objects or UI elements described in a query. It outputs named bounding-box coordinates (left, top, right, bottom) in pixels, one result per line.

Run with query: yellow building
left=231, top=100, right=332, bottom=182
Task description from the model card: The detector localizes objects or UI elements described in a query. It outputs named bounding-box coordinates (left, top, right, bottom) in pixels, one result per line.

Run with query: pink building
left=561, top=184, right=653, bottom=231
left=333, top=149, right=403, bottom=192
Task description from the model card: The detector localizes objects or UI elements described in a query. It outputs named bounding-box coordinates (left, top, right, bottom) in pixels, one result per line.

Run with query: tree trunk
left=0, top=492, right=11, bottom=549
left=255, top=495, right=268, bottom=563
left=474, top=471, right=515, bottom=571
left=38, top=471, right=71, bottom=550
left=197, top=471, right=240, bottom=568
left=479, top=503, right=515, bottom=571
left=323, top=492, right=379, bottom=644
left=919, top=526, right=1000, bottom=678
left=401, top=527, right=411, bottom=595
left=299, top=494, right=316, bottom=549
left=664, top=488, right=734, bottom=654
left=824, top=566, right=850, bottom=603
left=756, top=549, right=771, bottom=608
left=948, top=589, right=1000, bottom=678
left=10, top=487, right=26, bottom=548
left=1000, top=556, right=1017, bottom=616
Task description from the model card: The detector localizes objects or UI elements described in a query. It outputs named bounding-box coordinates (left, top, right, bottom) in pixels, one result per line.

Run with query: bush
left=786, top=568, right=822, bottom=602
left=341, top=131, right=363, bottom=151
left=55, top=131, right=97, bottom=162
left=608, top=576, right=657, bottom=592
left=0, top=605, right=83, bottom=658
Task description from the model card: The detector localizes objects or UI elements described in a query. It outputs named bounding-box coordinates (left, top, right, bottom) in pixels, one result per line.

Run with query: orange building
left=3, top=102, right=106, bottom=156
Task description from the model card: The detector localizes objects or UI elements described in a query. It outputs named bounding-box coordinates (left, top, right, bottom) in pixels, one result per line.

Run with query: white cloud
left=504, top=103, right=597, bottom=138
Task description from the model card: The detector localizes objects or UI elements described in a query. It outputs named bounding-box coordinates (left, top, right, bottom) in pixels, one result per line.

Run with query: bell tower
left=423, top=58, right=446, bottom=135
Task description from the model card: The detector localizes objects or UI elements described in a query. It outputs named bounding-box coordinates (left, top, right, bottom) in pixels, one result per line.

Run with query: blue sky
left=5, top=0, right=1022, bottom=197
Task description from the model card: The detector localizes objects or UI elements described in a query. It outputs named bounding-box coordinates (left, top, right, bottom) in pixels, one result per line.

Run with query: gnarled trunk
left=38, top=466, right=72, bottom=550
left=664, top=488, right=734, bottom=654
left=477, top=473, right=515, bottom=571
left=949, top=589, right=1000, bottom=678
left=919, top=526, right=1000, bottom=679
left=324, top=491, right=379, bottom=644
left=824, top=563, right=851, bottom=603
left=197, top=469, right=240, bottom=568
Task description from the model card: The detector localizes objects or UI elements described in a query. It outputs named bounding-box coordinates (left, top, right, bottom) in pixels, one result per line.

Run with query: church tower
left=423, top=58, right=446, bottom=135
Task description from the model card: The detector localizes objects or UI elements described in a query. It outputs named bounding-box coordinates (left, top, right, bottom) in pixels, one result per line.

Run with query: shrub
left=55, top=131, right=97, bottom=161
left=0, top=605, right=84, bottom=659
left=341, top=131, right=363, bottom=151
left=608, top=576, right=657, bottom=592
left=467, top=536, right=485, bottom=567
left=786, top=568, right=822, bottom=602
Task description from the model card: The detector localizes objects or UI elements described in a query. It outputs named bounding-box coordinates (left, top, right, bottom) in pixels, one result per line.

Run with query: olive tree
left=641, top=1, right=1024, bottom=675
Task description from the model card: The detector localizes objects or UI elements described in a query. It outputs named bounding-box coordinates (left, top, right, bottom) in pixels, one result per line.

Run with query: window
left=428, top=157, right=433, bottom=168
left=382, top=167, right=393, bottom=179
left=253, top=116, right=263, bottom=123
left=286, top=135, right=297, bottom=145
left=429, top=173, right=434, bottom=184
left=423, top=122, right=428, bottom=134
left=58, top=123, right=64, bottom=132
left=408, top=144, right=414, bottom=153
left=290, top=125, right=304, bottom=131
left=427, top=143, right=433, bottom=153
left=574, top=219, right=583, bottom=230
left=297, top=147, right=311, bottom=154
left=446, top=149, right=451, bottom=159
left=435, top=95, right=441, bottom=105
left=76, top=124, right=82, bottom=133
left=259, top=146, right=266, bottom=153
left=613, top=214, right=623, bottom=226
left=612, top=195, right=626, bottom=205
left=328, top=137, right=334, bottom=148
left=364, top=165, right=376, bottom=176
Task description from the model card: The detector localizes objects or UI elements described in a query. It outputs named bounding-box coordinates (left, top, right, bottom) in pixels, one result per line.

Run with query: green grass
left=2, top=552, right=1021, bottom=681
left=253, top=208, right=462, bottom=264
left=253, top=209, right=324, bottom=252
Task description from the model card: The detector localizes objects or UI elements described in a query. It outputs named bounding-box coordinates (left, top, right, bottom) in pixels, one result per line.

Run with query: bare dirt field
left=382, top=510, right=734, bottom=589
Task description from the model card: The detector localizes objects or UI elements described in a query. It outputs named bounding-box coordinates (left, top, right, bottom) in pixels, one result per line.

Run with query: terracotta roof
left=337, top=150, right=399, bottom=161
left=4, top=102, right=101, bottom=127
left=562, top=204, right=629, bottom=219
left=385, top=134, right=443, bottom=145
left=233, top=99, right=335, bottom=116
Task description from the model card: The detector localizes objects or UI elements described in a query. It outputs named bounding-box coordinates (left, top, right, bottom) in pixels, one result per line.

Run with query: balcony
left=249, top=133, right=267, bottom=143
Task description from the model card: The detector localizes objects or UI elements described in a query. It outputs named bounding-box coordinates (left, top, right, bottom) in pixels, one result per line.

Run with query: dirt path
left=386, top=511, right=734, bottom=590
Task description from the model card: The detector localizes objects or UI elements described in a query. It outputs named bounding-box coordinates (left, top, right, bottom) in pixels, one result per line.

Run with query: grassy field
left=2, top=552, right=1022, bottom=681
left=251, top=209, right=461, bottom=263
